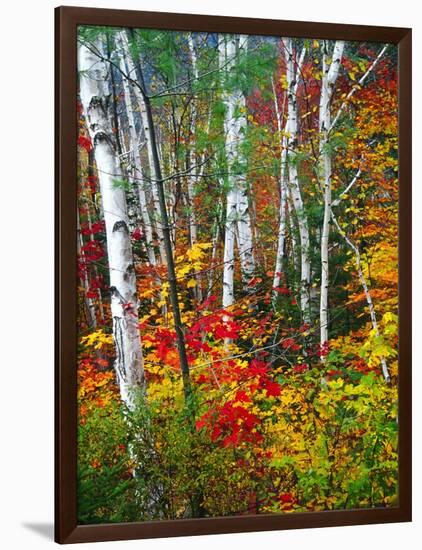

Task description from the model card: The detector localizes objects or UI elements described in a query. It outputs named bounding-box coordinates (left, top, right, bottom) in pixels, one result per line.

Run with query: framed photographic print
left=55, top=5, right=412, bottom=544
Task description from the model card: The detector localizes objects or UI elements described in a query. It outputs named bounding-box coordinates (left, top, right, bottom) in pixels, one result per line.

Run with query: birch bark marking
left=319, top=40, right=344, bottom=350
left=78, top=40, right=145, bottom=408
left=223, top=189, right=237, bottom=310
left=283, top=38, right=310, bottom=323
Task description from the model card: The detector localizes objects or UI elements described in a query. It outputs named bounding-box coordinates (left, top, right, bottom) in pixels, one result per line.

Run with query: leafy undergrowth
left=78, top=282, right=398, bottom=521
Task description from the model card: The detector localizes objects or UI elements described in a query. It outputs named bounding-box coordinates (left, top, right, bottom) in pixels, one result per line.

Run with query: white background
left=1, top=0, right=419, bottom=548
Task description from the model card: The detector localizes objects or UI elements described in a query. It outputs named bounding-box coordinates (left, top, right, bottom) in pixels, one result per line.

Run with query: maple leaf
left=263, top=380, right=282, bottom=398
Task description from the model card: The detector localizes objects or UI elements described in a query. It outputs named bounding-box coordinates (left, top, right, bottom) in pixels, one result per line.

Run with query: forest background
left=77, top=22, right=398, bottom=522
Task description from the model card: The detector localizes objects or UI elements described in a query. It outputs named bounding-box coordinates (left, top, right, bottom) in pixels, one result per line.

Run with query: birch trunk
left=235, top=36, right=255, bottom=288
left=118, top=34, right=156, bottom=267
left=78, top=40, right=145, bottom=408
left=187, top=33, right=199, bottom=247
left=119, top=33, right=166, bottom=264
left=219, top=35, right=255, bottom=308
left=287, top=192, right=300, bottom=277
left=223, top=188, right=237, bottom=310
left=207, top=218, right=220, bottom=298
left=283, top=38, right=310, bottom=323
left=220, top=35, right=237, bottom=310
left=319, top=40, right=344, bottom=348
left=271, top=77, right=287, bottom=297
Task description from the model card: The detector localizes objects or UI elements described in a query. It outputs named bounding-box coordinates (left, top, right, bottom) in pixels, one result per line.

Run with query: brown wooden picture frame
left=55, top=5, right=412, bottom=544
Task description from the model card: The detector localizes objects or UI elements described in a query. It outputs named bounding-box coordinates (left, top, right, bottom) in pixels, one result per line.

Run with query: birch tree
left=219, top=34, right=255, bottom=310
left=282, top=38, right=310, bottom=323
left=235, top=36, right=256, bottom=288
left=119, top=32, right=167, bottom=265
left=118, top=33, right=157, bottom=267
left=187, top=33, right=199, bottom=247
left=76, top=27, right=399, bottom=521
left=78, top=39, right=145, bottom=408
left=319, top=40, right=345, bottom=349
left=271, top=77, right=287, bottom=299
left=318, top=42, right=387, bottom=349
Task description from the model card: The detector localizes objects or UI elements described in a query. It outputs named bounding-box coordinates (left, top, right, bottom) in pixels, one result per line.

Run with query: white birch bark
left=319, top=43, right=384, bottom=348
left=220, top=35, right=237, bottom=310
left=271, top=77, right=287, bottom=298
left=235, top=36, right=255, bottom=287
left=236, top=177, right=255, bottom=288
left=222, top=178, right=237, bottom=310
left=187, top=33, right=199, bottom=247
left=119, top=32, right=166, bottom=264
left=78, top=40, right=145, bottom=408
left=319, top=40, right=344, bottom=348
left=273, top=165, right=287, bottom=293
left=219, top=34, right=255, bottom=309
left=287, top=191, right=300, bottom=276
left=283, top=38, right=311, bottom=323
left=207, top=219, right=220, bottom=298
left=118, top=34, right=156, bottom=267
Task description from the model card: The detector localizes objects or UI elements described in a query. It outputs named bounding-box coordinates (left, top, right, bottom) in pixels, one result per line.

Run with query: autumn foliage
left=76, top=29, right=398, bottom=523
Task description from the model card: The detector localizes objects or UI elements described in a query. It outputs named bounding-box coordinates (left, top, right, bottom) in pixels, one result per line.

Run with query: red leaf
left=235, top=390, right=251, bottom=403
left=195, top=419, right=206, bottom=431
left=293, top=364, right=308, bottom=374
left=281, top=338, right=300, bottom=351
left=132, top=227, right=143, bottom=241
left=263, top=380, right=282, bottom=398
left=279, top=492, right=294, bottom=504
left=80, top=241, right=104, bottom=262
left=273, top=286, right=290, bottom=295
left=214, top=320, right=241, bottom=340
left=78, top=135, right=93, bottom=152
